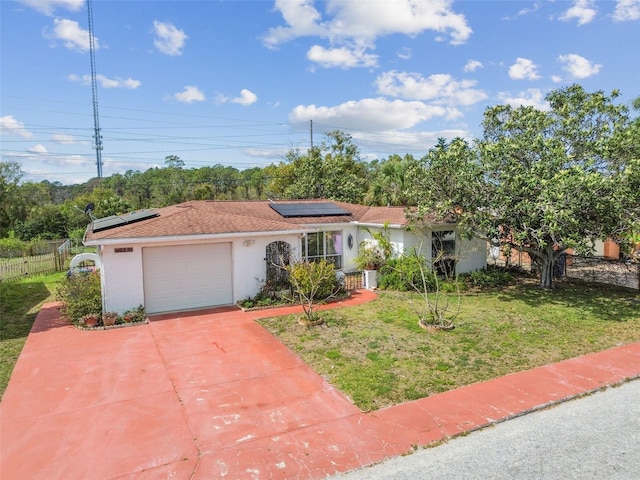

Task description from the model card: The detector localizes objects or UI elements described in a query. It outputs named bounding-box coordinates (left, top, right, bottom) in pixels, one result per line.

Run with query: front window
left=432, top=230, right=456, bottom=276
left=303, top=231, right=343, bottom=269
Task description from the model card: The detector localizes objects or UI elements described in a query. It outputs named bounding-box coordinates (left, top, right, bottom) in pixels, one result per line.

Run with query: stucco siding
left=232, top=234, right=302, bottom=302
left=456, top=236, right=487, bottom=273
left=100, top=245, right=145, bottom=314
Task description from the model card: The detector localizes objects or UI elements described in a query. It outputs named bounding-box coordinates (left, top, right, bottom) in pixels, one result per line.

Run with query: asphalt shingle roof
left=84, top=200, right=421, bottom=242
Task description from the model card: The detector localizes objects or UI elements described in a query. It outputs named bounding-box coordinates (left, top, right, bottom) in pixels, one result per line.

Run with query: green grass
left=0, top=272, right=65, bottom=399
left=258, top=279, right=640, bottom=411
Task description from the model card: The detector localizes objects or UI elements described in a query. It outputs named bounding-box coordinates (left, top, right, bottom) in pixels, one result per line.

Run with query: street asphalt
left=331, top=378, right=640, bottom=480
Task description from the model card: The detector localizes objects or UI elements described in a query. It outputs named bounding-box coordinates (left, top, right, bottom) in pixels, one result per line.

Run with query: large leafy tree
left=0, top=161, right=25, bottom=236
left=368, top=154, right=419, bottom=206
left=414, top=85, right=637, bottom=289
left=278, top=131, right=369, bottom=203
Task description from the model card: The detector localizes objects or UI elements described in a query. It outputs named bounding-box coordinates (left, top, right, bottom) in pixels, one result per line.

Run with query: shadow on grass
left=495, top=278, right=639, bottom=322
left=0, top=280, right=52, bottom=341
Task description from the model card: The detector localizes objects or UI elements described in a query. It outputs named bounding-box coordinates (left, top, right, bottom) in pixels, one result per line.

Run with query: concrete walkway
left=1, top=291, right=639, bottom=479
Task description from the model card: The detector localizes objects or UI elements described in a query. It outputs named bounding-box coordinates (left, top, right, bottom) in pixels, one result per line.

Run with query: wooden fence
left=0, top=251, right=65, bottom=282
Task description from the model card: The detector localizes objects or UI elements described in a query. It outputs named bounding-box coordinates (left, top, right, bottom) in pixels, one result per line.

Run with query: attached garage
left=142, top=243, right=233, bottom=314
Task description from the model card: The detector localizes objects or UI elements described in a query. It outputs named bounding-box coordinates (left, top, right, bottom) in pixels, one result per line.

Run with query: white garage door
left=143, top=243, right=232, bottom=314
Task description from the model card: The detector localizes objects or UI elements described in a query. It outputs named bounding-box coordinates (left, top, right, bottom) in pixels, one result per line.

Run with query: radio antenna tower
left=87, top=0, right=103, bottom=178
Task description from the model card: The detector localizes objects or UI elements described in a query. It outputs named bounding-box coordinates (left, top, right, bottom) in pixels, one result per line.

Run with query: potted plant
left=80, top=313, right=100, bottom=328
left=123, top=305, right=145, bottom=323
left=102, top=311, right=119, bottom=327
left=355, top=225, right=392, bottom=290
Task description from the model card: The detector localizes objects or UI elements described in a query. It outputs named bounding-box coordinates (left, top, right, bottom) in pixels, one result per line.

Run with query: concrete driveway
left=1, top=294, right=639, bottom=479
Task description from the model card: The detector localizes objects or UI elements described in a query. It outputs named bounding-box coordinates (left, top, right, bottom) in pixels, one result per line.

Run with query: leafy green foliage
left=412, top=85, right=637, bottom=290
left=287, top=260, right=342, bottom=323
left=355, top=224, right=393, bottom=270
left=123, top=305, right=146, bottom=323
left=56, top=272, right=102, bottom=323
left=379, top=257, right=435, bottom=291
left=0, top=237, right=27, bottom=257
left=0, top=237, right=58, bottom=257
left=460, top=267, right=514, bottom=288
left=277, top=131, right=370, bottom=203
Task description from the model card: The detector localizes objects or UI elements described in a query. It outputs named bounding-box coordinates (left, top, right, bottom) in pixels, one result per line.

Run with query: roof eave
left=83, top=228, right=315, bottom=246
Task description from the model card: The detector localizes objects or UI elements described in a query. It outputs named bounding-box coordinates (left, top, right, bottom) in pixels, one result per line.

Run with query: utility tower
left=87, top=0, right=103, bottom=178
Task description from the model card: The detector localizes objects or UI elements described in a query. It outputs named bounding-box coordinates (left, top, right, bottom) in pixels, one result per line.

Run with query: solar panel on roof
left=270, top=202, right=351, bottom=218
left=92, top=215, right=126, bottom=232
left=92, top=210, right=159, bottom=233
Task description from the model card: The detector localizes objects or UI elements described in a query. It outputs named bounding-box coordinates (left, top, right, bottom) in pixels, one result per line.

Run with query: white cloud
left=397, top=47, right=412, bottom=60
left=558, top=53, right=601, bottom=78
left=350, top=128, right=470, bottom=153
left=51, top=133, right=78, bottom=145
left=0, top=115, right=33, bottom=138
left=498, top=88, right=550, bottom=110
left=16, top=0, right=83, bottom=16
left=375, top=71, right=487, bottom=106
left=217, top=89, right=258, bottom=106
left=613, top=0, right=640, bottom=21
left=45, top=18, right=97, bottom=52
left=264, top=0, right=472, bottom=50
left=28, top=144, right=48, bottom=154
left=551, top=75, right=563, bottom=83
left=508, top=57, right=540, bottom=80
left=516, top=2, right=542, bottom=17
left=232, top=89, right=258, bottom=106
left=153, top=20, right=188, bottom=56
left=244, top=147, right=289, bottom=159
left=263, top=0, right=326, bottom=47
left=464, top=59, right=483, bottom=73
left=288, top=97, right=450, bottom=131
left=68, top=73, right=141, bottom=89
left=307, top=45, right=378, bottom=68
left=173, top=86, right=206, bottom=103
left=501, top=1, right=542, bottom=20
left=559, top=0, right=597, bottom=25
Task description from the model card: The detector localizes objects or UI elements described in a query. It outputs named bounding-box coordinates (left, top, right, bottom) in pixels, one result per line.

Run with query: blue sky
left=1, top=0, right=639, bottom=185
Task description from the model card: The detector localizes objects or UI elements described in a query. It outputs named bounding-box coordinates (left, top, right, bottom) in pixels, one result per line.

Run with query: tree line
left=0, top=129, right=418, bottom=242
left=1, top=85, right=638, bottom=289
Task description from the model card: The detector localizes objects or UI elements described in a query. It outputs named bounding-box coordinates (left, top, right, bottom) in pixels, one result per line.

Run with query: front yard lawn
left=0, top=272, right=64, bottom=399
left=258, top=279, right=640, bottom=411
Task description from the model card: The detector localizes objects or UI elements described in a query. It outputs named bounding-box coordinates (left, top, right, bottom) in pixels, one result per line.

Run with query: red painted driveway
left=1, top=291, right=639, bottom=479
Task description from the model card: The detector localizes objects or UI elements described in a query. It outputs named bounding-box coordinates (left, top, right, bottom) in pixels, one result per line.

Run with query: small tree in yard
left=286, top=259, right=342, bottom=326
left=391, top=245, right=460, bottom=331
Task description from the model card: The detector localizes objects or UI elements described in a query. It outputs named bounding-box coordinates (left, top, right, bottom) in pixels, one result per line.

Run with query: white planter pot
left=363, top=269, right=378, bottom=290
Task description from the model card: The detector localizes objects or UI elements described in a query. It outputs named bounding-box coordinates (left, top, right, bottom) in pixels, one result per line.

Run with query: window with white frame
left=302, top=231, right=343, bottom=269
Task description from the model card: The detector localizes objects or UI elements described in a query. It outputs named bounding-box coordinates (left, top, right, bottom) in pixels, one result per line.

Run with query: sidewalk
left=1, top=294, right=639, bottom=479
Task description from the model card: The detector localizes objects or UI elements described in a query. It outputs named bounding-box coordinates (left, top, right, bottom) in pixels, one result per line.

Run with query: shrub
left=287, top=260, right=342, bottom=324
left=123, top=305, right=145, bottom=323
left=379, top=257, right=435, bottom=292
left=0, top=237, right=28, bottom=258
left=57, top=271, right=102, bottom=323
left=461, top=267, right=514, bottom=288
left=288, top=260, right=342, bottom=300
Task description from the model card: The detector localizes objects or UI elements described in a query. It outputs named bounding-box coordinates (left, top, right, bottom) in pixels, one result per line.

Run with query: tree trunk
left=538, top=246, right=555, bottom=290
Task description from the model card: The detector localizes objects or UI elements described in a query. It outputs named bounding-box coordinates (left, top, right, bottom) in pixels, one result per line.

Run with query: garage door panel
left=143, top=243, right=232, bottom=313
